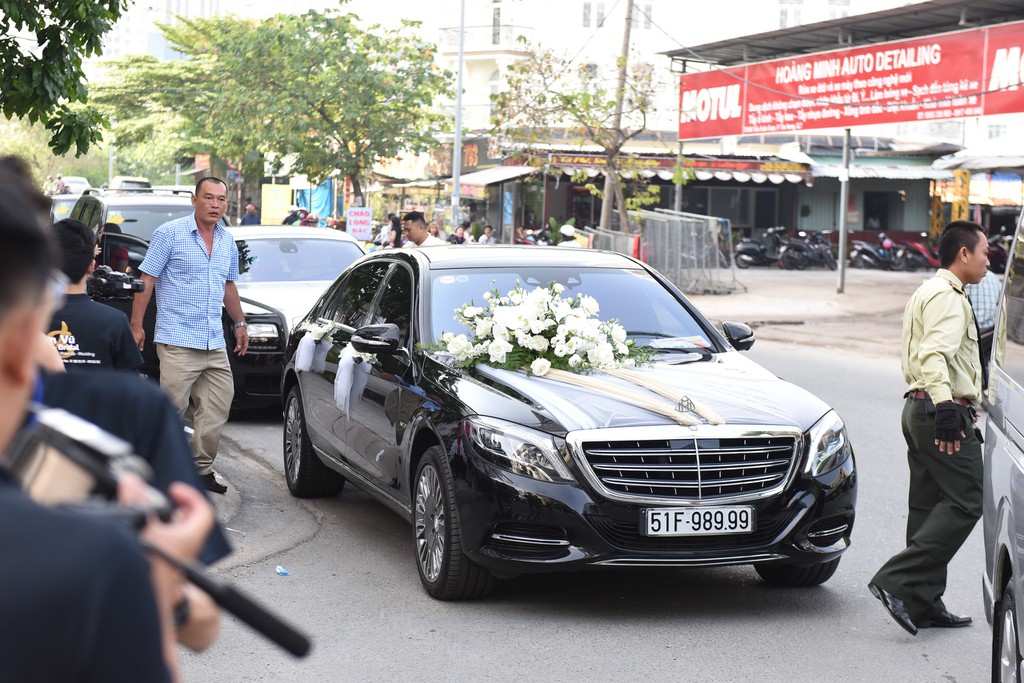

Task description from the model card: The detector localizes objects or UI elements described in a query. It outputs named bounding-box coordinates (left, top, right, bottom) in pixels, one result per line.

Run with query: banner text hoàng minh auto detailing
left=678, top=20, right=1024, bottom=139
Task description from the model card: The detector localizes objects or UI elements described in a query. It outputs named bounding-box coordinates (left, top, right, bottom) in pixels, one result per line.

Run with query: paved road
left=181, top=335, right=990, bottom=682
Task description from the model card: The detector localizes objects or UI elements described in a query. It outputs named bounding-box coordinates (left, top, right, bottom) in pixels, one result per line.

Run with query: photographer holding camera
left=46, top=219, right=143, bottom=373
left=0, top=165, right=214, bottom=681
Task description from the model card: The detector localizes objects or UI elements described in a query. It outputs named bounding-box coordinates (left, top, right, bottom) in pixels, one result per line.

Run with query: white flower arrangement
left=428, top=282, right=647, bottom=376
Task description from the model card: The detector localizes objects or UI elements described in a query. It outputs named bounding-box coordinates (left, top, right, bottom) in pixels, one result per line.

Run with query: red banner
left=678, top=20, right=1024, bottom=139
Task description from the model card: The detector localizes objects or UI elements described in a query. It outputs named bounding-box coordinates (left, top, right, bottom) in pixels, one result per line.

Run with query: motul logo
left=680, top=84, right=742, bottom=123
left=990, top=46, right=1023, bottom=91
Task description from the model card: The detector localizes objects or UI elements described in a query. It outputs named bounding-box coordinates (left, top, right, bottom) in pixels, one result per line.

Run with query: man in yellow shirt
left=869, top=220, right=989, bottom=636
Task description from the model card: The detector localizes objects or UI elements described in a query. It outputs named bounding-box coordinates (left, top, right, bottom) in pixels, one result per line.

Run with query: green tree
left=91, top=9, right=452, bottom=202
left=491, top=44, right=658, bottom=231
left=0, top=0, right=128, bottom=155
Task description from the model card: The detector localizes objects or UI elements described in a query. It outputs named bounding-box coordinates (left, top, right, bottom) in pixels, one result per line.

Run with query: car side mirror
left=722, top=321, right=755, bottom=351
left=352, top=323, right=401, bottom=355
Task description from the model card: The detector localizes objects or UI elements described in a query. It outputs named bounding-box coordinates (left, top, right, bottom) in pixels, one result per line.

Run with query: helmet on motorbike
left=882, top=238, right=893, bottom=249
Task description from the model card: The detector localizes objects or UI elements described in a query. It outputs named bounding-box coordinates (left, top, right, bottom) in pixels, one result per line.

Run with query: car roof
left=88, top=193, right=194, bottom=206
left=382, top=244, right=644, bottom=270
left=227, top=225, right=363, bottom=245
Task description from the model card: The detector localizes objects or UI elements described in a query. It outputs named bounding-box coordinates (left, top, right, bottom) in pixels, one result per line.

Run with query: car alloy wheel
left=995, top=577, right=1022, bottom=683
left=282, top=385, right=344, bottom=498
left=414, top=463, right=445, bottom=583
left=412, top=446, right=494, bottom=600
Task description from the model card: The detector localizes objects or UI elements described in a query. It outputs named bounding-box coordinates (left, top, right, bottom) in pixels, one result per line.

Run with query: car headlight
left=805, top=410, right=853, bottom=476
left=466, top=416, right=574, bottom=483
left=247, top=323, right=279, bottom=341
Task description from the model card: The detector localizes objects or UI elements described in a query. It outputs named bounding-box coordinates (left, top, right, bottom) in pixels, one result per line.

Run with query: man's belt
left=906, top=390, right=972, bottom=407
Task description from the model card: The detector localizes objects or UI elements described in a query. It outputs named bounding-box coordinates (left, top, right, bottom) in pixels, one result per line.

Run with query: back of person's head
left=52, top=219, right=97, bottom=283
left=0, top=167, right=54, bottom=322
left=403, top=211, right=426, bottom=228
left=0, top=157, right=50, bottom=219
left=939, top=220, right=985, bottom=268
left=390, top=215, right=402, bottom=230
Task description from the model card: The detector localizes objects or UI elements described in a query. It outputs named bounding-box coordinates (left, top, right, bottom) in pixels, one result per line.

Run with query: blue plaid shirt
left=140, top=213, right=239, bottom=350
left=965, top=270, right=1001, bottom=330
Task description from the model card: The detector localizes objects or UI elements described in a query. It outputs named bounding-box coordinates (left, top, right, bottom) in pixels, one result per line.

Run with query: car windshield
left=236, top=237, right=363, bottom=283
left=106, top=204, right=197, bottom=241
left=428, top=266, right=713, bottom=347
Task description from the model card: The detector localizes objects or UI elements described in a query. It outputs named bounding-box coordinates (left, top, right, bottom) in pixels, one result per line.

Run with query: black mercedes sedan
left=281, top=246, right=857, bottom=600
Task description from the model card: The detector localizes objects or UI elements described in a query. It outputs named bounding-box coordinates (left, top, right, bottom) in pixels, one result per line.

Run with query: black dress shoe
left=200, top=472, right=227, bottom=494
left=914, top=611, right=972, bottom=628
left=868, top=582, right=918, bottom=635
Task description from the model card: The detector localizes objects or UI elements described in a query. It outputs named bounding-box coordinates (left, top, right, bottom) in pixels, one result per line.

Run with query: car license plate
left=642, top=506, right=755, bottom=536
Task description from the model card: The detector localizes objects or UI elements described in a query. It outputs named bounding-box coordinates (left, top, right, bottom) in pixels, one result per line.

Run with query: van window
left=996, top=229, right=1024, bottom=385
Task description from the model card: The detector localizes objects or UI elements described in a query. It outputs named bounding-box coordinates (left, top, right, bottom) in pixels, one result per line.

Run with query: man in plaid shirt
left=131, top=177, right=248, bottom=493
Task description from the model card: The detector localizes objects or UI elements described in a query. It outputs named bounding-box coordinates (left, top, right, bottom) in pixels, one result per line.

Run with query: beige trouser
left=156, top=344, right=234, bottom=476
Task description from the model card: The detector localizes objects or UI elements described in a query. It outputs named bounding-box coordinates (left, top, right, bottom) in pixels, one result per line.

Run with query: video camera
left=87, top=265, right=144, bottom=302
left=4, top=404, right=311, bottom=657
left=5, top=404, right=170, bottom=523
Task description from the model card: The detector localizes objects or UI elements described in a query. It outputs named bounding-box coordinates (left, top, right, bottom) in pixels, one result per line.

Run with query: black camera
left=4, top=404, right=170, bottom=524
left=87, top=265, right=145, bottom=301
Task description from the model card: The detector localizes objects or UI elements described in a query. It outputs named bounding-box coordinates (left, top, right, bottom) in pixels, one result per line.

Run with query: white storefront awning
left=811, top=164, right=953, bottom=180
left=445, top=165, right=537, bottom=186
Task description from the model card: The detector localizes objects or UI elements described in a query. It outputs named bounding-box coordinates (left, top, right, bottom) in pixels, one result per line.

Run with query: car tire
left=994, top=576, right=1022, bottom=683
left=413, top=446, right=494, bottom=600
left=283, top=385, right=345, bottom=498
left=754, top=558, right=840, bottom=587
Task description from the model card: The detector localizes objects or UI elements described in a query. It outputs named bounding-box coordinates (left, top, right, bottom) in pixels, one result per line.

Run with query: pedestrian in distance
left=53, top=173, right=68, bottom=194
left=403, top=211, right=445, bottom=248
left=480, top=225, right=496, bottom=244
left=47, top=219, right=143, bottom=373
left=868, top=220, right=990, bottom=636
left=448, top=223, right=468, bottom=245
left=240, top=203, right=260, bottom=225
left=557, top=224, right=582, bottom=248
left=387, top=214, right=403, bottom=248
left=131, top=177, right=248, bottom=495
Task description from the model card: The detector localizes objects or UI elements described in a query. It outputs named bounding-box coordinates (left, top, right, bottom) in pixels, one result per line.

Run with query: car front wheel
left=754, top=558, right=840, bottom=587
left=413, top=446, right=494, bottom=600
left=995, top=577, right=1023, bottom=683
left=283, top=385, right=344, bottom=498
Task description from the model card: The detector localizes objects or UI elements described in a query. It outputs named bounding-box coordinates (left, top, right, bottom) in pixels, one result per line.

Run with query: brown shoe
left=200, top=472, right=227, bottom=494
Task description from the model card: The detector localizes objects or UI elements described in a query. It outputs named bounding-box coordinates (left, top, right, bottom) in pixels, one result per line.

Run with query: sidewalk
left=687, top=268, right=930, bottom=357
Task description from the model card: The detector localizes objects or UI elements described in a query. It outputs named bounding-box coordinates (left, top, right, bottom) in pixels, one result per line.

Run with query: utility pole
left=599, top=0, right=633, bottom=231
left=451, top=0, right=466, bottom=229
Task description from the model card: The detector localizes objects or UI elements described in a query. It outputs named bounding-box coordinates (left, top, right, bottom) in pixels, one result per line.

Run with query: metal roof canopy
left=665, top=0, right=1024, bottom=70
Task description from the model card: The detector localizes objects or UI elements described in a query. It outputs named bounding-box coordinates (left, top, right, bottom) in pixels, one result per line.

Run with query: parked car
left=108, top=175, right=152, bottom=193
left=71, top=189, right=364, bottom=408
left=982, top=208, right=1024, bottom=680
left=48, top=195, right=80, bottom=224
left=60, top=175, right=92, bottom=195
left=280, top=246, right=857, bottom=600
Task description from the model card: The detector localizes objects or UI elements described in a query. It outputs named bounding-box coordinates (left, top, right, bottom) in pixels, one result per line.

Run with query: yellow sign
left=261, top=184, right=293, bottom=225
left=951, top=170, right=970, bottom=222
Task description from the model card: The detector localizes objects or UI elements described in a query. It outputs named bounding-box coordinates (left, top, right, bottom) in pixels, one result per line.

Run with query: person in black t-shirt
left=47, top=219, right=143, bottom=372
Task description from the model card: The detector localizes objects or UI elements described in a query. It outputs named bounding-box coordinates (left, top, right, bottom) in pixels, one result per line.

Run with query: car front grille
left=574, top=429, right=801, bottom=503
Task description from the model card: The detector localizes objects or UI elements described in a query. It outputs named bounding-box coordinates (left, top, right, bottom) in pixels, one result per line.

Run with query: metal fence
left=581, top=210, right=742, bottom=295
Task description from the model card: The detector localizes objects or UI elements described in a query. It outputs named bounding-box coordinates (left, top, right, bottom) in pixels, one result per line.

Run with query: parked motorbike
left=989, top=231, right=1011, bottom=274
left=734, top=226, right=789, bottom=268
left=895, top=232, right=940, bottom=271
left=777, top=230, right=837, bottom=270
left=849, top=232, right=901, bottom=270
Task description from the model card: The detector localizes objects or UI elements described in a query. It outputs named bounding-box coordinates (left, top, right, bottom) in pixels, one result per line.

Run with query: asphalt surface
left=689, top=266, right=929, bottom=357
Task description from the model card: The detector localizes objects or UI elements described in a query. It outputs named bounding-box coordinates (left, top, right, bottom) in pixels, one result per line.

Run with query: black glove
left=934, top=402, right=962, bottom=442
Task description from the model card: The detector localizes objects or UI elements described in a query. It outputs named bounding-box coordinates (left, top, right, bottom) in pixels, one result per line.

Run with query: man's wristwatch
left=233, top=321, right=248, bottom=330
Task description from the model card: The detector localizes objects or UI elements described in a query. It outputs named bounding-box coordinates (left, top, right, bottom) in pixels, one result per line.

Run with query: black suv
left=66, top=189, right=285, bottom=409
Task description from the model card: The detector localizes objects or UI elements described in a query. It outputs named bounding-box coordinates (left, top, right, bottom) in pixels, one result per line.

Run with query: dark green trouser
left=871, top=398, right=983, bottom=621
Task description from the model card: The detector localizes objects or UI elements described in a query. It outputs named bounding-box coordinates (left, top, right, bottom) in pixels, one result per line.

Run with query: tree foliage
left=0, top=0, right=128, bottom=155
left=491, top=44, right=659, bottom=229
left=91, top=9, right=452, bottom=199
